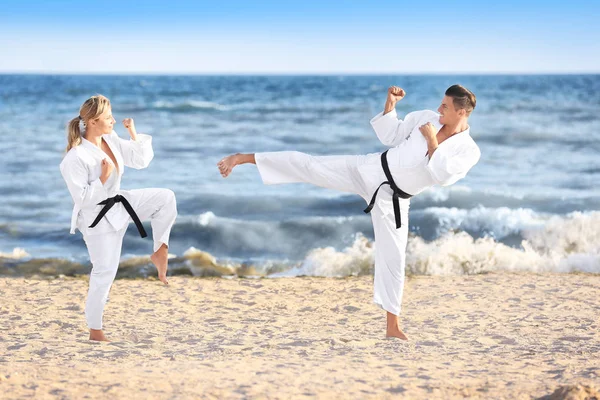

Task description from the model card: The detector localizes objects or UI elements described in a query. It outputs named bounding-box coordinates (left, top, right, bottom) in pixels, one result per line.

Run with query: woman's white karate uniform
left=254, top=109, right=481, bottom=316
left=60, top=131, right=177, bottom=330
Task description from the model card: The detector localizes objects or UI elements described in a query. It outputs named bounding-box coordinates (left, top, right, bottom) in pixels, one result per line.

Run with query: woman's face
left=91, top=107, right=116, bottom=134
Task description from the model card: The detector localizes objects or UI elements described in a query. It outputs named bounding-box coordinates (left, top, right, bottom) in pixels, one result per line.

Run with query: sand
left=1, top=273, right=599, bottom=399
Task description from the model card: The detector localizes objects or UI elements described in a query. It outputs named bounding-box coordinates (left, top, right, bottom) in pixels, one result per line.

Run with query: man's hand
left=384, top=86, right=405, bottom=115
left=387, top=86, right=405, bottom=103
left=419, top=122, right=438, bottom=140
left=123, top=118, right=137, bottom=140
left=419, top=123, right=439, bottom=158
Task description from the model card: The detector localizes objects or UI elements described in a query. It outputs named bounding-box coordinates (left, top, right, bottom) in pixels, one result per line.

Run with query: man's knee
left=159, top=188, right=175, bottom=202
left=163, top=189, right=177, bottom=215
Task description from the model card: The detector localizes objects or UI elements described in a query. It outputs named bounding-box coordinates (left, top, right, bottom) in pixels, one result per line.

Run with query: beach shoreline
left=1, top=273, right=599, bottom=399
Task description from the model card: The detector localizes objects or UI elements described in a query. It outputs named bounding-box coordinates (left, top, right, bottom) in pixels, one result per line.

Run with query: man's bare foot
left=217, top=154, right=239, bottom=178
left=150, top=244, right=169, bottom=285
left=386, top=326, right=409, bottom=340
left=217, top=153, right=256, bottom=177
left=89, top=329, right=110, bottom=342
left=386, top=311, right=408, bottom=340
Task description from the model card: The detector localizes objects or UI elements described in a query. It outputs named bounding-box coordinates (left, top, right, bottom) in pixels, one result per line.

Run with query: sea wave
left=151, top=100, right=230, bottom=112
left=294, top=211, right=600, bottom=276
left=413, top=205, right=547, bottom=240
left=3, top=211, right=599, bottom=278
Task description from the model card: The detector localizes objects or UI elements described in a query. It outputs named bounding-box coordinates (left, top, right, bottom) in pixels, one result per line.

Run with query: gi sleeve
left=59, top=153, right=109, bottom=209
left=370, top=109, right=420, bottom=147
left=426, top=143, right=481, bottom=186
left=112, top=131, right=154, bottom=169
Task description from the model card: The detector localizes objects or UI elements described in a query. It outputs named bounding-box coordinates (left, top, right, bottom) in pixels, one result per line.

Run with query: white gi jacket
left=59, top=131, right=154, bottom=236
left=368, top=109, right=481, bottom=195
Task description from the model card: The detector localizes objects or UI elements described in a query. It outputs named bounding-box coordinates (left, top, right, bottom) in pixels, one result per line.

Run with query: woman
left=60, top=95, right=177, bottom=341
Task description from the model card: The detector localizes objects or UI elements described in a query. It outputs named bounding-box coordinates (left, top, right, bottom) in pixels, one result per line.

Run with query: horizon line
left=1, top=71, right=600, bottom=77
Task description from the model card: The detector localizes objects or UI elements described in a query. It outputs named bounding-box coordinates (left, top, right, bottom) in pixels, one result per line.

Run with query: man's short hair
left=445, top=85, right=476, bottom=115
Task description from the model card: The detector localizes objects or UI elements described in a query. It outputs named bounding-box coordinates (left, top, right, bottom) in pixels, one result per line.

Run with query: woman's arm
left=113, top=118, right=154, bottom=169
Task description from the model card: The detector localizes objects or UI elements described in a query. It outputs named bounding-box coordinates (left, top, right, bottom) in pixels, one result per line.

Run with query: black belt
left=363, top=150, right=413, bottom=229
left=89, top=194, right=147, bottom=238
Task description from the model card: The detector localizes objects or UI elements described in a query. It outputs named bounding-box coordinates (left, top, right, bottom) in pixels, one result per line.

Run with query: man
left=217, top=84, right=480, bottom=339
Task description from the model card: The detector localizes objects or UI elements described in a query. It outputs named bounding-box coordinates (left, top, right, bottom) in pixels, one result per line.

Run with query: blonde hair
left=66, top=94, right=111, bottom=152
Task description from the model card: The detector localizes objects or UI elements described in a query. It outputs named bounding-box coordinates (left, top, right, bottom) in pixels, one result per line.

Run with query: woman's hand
left=100, top=158, right=114, bottom=184
left=123, top=118, right=137, bottom=140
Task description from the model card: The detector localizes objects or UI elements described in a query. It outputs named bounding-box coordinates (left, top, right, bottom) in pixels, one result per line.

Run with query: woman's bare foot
left=89, top=329, right=110, bottom=342
left=150, top=244, right=169, bottom=285
left=217, top=153, right=256, bottom=178
left=386, top=311, right=408, bottom=340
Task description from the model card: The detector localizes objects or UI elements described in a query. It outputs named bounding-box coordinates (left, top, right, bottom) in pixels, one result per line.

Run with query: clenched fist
left=122, top=118, right=138, bottom=140
left=387, top=86, right=406, bottom=103
left=419, top=122, right=438, bottom=141
left=383, top=86, right=406, bottom=115
left=100, top=158, right=114, bottom=184
left=122, top=118, right=135, bottom=130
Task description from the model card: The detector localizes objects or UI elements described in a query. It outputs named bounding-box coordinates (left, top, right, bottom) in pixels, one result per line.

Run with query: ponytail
left=66, top=116, right=82, bottom=152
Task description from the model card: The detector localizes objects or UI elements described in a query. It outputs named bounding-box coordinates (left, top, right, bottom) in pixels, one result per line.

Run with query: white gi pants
left=255, top=151, right=409, bottom=316
left=82, top=188, right=177, bottom=330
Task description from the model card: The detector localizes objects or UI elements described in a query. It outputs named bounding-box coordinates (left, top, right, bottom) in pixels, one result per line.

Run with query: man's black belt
left=89, top=194, right=148, bottom=238
left=363, top=150, right=413, bottom=229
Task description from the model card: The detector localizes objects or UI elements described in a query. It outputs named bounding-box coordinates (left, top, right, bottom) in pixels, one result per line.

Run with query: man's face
left=437, top=95, right=463, bottom=125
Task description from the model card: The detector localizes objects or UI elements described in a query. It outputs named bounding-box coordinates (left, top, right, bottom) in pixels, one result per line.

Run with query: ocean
left=1, top=74, right=599, bottom=277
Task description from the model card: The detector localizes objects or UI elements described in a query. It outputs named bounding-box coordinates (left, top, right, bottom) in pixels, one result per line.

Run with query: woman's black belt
left=363, top=150, right=412, bottom=229
left=88, top=194, right=148, bottom=238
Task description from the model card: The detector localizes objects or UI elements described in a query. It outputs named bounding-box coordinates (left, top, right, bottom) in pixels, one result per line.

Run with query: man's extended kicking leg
left=218, top=151, right=368, bottom=196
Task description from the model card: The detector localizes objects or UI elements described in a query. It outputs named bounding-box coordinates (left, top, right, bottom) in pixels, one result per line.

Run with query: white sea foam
left=282, top=211, right=600, bottom=276
left=197, top=211, right=216, bottom=226
left=270, top=234, right=374, bottom=277
left=420, top=206, right=547, bottom=239
left=0, top=248, right=30, bottom=259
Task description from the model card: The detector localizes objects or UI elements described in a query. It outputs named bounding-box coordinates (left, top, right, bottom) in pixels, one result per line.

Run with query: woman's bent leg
left=121, top=188, right=177, bottom=284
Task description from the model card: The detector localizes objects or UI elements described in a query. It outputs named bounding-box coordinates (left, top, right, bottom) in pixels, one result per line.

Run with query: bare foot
left=151, top=244, right=169, bottom=285
left=89, top=329, right=110, bottom=342
left=386, top=312, right=408, bottom=340
left=386, top=326, right=409, bottom=340
left=217, top=154, right=239, bottom=178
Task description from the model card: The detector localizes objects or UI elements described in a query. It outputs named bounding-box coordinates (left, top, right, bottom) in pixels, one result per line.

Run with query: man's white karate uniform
left=60, top=131, right=177, bottom=330
left=255, top=109, right=480, bottom=315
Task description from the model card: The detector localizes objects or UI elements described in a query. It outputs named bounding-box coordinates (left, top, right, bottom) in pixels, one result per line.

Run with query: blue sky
left=0, top=0, right=598, bottom=74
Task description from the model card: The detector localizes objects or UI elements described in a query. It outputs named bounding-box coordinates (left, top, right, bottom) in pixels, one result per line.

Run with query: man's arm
left=370, top=86, right=418, bottom=147
left=426, top=137, right=439, bottom=159
left=384, top=86, right=405, bottom=115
